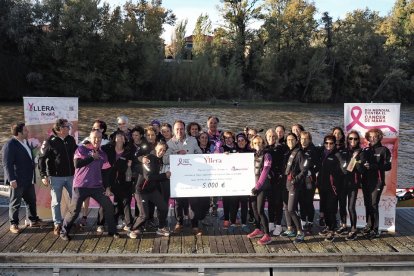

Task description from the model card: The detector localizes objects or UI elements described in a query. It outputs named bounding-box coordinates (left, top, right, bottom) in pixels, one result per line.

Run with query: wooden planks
left=0, top=206, right=412, bottom=256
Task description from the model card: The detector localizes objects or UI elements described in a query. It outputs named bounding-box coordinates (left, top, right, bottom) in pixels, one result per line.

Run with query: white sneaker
left=123, top=225, right=131, bottom=231
left=273, top=225, right=283, bottom=236
left=128, top=230, right=139, bottom=239
left=97, top=225, right=105, bottom=233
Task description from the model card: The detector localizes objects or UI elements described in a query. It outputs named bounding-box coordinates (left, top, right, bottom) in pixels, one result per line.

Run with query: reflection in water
left=0, top=103, right=412, bottom=188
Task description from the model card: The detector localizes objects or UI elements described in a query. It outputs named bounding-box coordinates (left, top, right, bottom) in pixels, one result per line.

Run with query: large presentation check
left=170, top=153, right=255, bottom=198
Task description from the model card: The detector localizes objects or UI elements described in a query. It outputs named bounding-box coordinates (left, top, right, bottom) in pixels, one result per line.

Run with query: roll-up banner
left=344, top=103, right=400, bottom=232
left=23, top=97, right=78, bottom=220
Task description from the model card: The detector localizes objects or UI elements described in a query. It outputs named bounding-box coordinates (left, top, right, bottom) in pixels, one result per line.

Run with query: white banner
left=344, top=103, right=400, bottom=232
left=23, top=97, right=79, bottom=220
left=170, top=153, right=255, bottom=198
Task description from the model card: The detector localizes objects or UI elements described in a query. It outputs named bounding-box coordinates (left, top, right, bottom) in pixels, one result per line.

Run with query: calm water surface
left=0, top=102, right=412, bottom=188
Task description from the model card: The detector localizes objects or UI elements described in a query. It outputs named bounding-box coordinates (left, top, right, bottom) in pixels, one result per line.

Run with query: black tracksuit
left=317, top=149, right=341, bottom=231
left=299, top=143, right=321, bottom=225
left=337, top=146, right=363, bottom=231
left=283, top=145, right=306, bottom=231
left=132, top=153, right=169, bottom=231
left=360, top=142, right=391, bottom=233
left=265, top=143, right=288, bottom=226
left=98, top=143, right=133, bottom=227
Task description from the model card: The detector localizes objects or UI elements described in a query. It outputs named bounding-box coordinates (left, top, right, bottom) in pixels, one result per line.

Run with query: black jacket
left=317, top=149, right=341, bottom=194
left=101, top=143, right=132, bottom=188
left=360, top=142, right=392, bottom=187
left=284, top=145, right=306, bottom=190
left=38, top=134, right=77, bottom=178
left=136, top=154, right=168, bottom=194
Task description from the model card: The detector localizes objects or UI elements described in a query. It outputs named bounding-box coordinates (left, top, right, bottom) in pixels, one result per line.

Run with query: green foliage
left=0, top=0, right=413, bottom=103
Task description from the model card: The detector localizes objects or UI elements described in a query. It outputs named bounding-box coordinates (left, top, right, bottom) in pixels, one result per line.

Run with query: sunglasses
left=62, top=125, right=71, bottom=129
left=324, top=142, right=334, bottom=145
left=348, top=137, right=359, bottom=141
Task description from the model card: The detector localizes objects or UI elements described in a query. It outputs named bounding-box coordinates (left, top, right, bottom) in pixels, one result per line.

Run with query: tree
left=192, top=13, right=212, bottom=58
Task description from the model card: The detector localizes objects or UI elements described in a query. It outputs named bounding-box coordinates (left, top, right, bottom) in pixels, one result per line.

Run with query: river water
left=0, top=102, right=412, bottom=188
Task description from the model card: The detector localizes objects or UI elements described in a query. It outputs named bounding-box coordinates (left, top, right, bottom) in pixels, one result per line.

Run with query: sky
left=105, top=0, right=396, bottom=43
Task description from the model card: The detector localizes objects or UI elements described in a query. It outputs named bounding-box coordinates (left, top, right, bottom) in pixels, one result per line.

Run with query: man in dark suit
left=2, top=122, right=40, bottom=234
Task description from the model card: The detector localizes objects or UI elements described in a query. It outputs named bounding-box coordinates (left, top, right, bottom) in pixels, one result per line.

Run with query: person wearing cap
left=38, top=118, right=77, bottom=235
left=151, top=119, right=165, bottom=142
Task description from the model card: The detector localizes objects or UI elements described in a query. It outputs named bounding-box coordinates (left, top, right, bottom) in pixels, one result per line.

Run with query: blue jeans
left=50, top=176, right=73, bottom=225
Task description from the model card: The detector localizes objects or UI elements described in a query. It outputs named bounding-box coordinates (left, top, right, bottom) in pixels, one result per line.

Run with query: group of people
left=2, top=115, right=391, bottom=245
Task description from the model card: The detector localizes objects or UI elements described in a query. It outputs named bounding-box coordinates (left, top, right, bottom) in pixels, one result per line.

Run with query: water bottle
left=125, top=166, right=132, bottom=182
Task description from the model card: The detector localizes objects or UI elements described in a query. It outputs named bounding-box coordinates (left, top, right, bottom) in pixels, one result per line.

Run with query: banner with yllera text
left=344, top=103, right=400, bottom=232
left=23, top=97, right=78, bottom=220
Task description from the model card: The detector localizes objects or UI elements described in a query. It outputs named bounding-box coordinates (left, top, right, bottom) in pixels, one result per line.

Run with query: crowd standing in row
left=2, top=115, right=391, bottom=245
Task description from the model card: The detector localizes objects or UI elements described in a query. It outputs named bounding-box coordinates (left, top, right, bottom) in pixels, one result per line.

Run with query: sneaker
left=345, top=231, right=358, bottom=241
left=79, top=216, right=87, bottom=227
left=223, top=220, right=230, bottom=229
left=319, top=218, right=326, bottom=227
left=257, top=234, right=272, bottom=245
left=53, top=224, right=62, bottom=236
left=228, top=224, right=237, bottom=233
left=361, top=225, right=371, bottom=234
left=281, top=229, right=296, bottom=237
left=247, top=228, right=264, bottom=239
left=156, top=227, right=170, bottom=237
left=241, top=224, right=250, bottom=233
left=319, top=227, right=329, bottom=236
left=96, top=225, right=105, bottom=233
left=123, top=225, right=131, bottom=231
left=364, top=230, right=379, bottom=239
left=335, top=225, right=348, bottom=235
left=109, top=232, right=120, bottom=238
left=248, top=217, right=256, bottom=224
left=324, top=232, right=335, bottom=242
left=294, top=233, right=305, bottom=244
left=26, top=218, right=42, bottom=227
left=272, top=225, right=283, bottom=236
left=128, top=230, right=140, bottom=239
left=304, top=223, right=313, bottom=235
left=9, top=224, right=20, bottom=234
left=192, top=227, right=203, bottom=236
left=60, top=233, right=70, bottom=241
left=173, top=224, right=183, bottom=234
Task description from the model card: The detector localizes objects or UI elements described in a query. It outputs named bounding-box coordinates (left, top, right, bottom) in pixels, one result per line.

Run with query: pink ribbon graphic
left=346, top=106, right=397, bottom=133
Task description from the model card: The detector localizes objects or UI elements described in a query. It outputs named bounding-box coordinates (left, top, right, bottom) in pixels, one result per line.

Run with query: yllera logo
left=27, top=102, right=55, bottom=112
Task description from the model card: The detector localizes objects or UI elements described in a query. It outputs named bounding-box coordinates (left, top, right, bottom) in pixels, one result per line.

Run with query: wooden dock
left=0, top=206, right=413, bottom=275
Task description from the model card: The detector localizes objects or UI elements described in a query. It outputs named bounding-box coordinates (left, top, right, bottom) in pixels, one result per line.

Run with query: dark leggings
left=362, top=183, right=384, bottom=232
left=132, top=190, right=168, bottom=230
left=320, top=186, right=338, bottom=231
left=251, top=191, right=269, bottom=234
left=299, top=183, right=316, bottom=223
left=175, top=197, right=189, bottom=225
left=266, top=179, right=284, bottom=225
left=283, top=186, right=302, bottom=231
left=229, top=196, right=248, bottom=225
left=222, top=196, right=231, bottom=221
left=188, top=197, right=210, bottom=228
